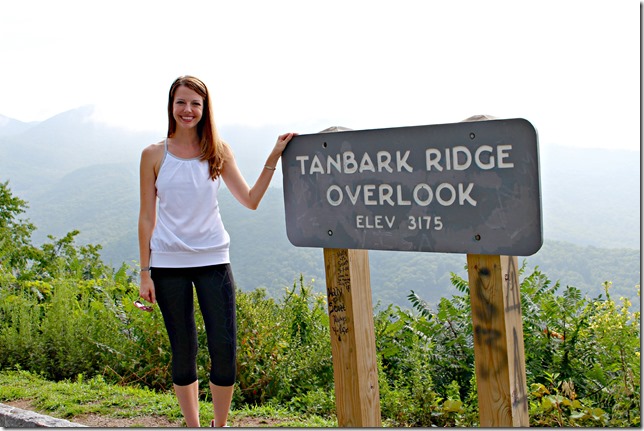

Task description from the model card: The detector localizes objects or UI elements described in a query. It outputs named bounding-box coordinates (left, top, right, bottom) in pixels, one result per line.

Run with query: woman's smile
left=179, top=114, right=196, bottom=124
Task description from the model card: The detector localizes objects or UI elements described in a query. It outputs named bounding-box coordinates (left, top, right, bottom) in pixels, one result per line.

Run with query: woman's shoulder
left=220, top=140, right=234, bottom=160
left=141, top=139, right=165, bottom=157
left=143, top=139, right=165, bottom=152
left=140, top=139, right=166, bottom=171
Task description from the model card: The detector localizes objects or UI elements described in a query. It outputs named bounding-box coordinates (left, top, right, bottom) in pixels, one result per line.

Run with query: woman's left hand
left=274, top=132, right=296, bottom=155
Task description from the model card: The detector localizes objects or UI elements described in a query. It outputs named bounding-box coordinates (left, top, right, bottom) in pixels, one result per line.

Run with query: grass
left=0, top=370, right=337, bottom=427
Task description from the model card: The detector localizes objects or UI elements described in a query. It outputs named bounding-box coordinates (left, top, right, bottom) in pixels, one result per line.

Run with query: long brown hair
left=167, top=75, right=225, bottom=180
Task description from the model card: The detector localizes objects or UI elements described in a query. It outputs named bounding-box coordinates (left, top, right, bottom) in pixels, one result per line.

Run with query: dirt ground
left=5, top=399, right=282, bottom=428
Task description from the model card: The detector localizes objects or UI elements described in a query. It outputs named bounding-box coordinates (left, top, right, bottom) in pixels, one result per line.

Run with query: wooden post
left=467, top=254, right=529, bottom=427
left=323, top=248, right=381, bottom=427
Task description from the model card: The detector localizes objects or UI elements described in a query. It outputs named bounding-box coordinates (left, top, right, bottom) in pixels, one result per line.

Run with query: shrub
left=234, top=276, right=334, bottom=411
left=0, top=183, right=639, bottom=425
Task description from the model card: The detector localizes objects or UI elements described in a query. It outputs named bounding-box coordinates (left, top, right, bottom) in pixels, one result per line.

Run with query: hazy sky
left=0, top=0, right=639, bottom=151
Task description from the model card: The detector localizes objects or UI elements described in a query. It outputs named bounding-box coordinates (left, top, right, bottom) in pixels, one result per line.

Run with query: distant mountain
left=0, top=114, right=40, bottom=136
left=0, top=108, right=286, bottom=199
left=0, top=107, right=161, bottom=197
left=0, top=107, right=640, bottom=309
left=539, top=144, right=640, bottom=249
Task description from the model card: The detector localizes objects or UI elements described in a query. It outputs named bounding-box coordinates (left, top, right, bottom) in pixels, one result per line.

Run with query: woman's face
left=172, top=85, right=204, bottom=130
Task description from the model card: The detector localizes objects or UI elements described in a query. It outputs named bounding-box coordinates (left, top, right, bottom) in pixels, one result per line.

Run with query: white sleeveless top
left=149, top=139, right=230, bottom=267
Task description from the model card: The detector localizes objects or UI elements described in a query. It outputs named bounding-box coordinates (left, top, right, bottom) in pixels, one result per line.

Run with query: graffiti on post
left=512, top=327, right=528, bottom=409
left=506, top=256, right=528, bottom=411
left=471, top=264, right=508, bottom=379
left=328, top=251, right=351, bottom=341
left=505, top=257, right=521, bottom=313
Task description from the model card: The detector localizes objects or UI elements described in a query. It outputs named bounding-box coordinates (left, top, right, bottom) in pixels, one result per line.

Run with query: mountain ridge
left=0, top=107, right=639, bottom=308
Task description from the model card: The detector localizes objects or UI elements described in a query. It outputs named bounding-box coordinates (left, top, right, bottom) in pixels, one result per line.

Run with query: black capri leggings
left=151, top=264, right=237, bottom=387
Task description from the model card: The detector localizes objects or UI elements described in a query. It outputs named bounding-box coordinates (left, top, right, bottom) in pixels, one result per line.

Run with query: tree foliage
left=0, top=182, right=639, bottom=426
left=0, top=181, right=38, bottom=274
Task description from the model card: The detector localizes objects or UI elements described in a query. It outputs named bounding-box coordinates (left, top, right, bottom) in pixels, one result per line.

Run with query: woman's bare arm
left=221, top=133, right=295, bottom=210
left=137, top=142, right=163, bottom=303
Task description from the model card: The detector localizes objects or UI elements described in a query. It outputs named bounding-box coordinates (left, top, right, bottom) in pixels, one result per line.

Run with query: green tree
left=0, top=181, right=38, bottom=277
left=32, top=230, right=109, bottom=281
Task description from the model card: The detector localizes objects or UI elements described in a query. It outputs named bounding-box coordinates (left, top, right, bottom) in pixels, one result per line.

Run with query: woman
left=138, top=75, right=294, bottom=427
